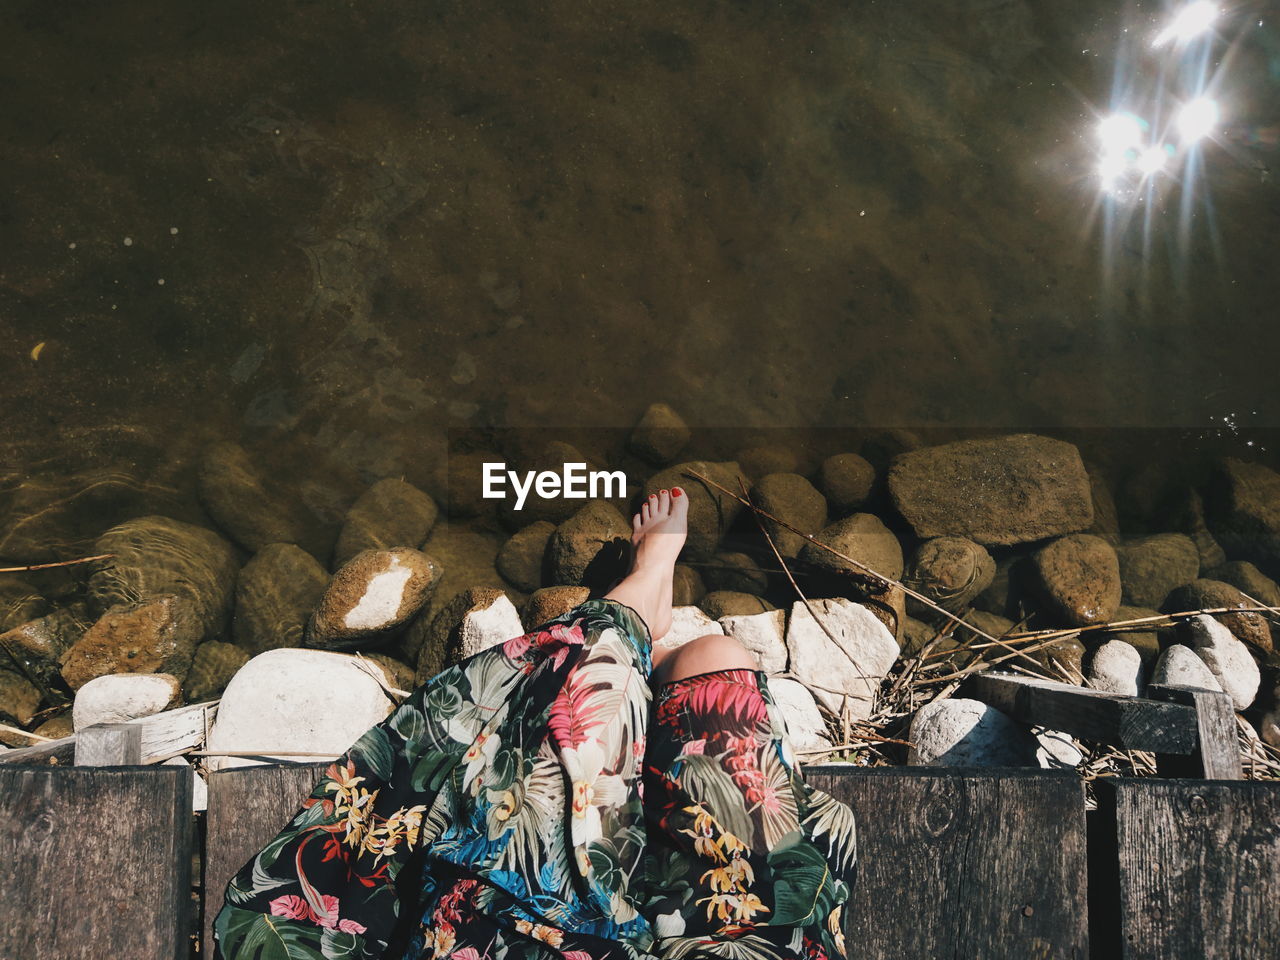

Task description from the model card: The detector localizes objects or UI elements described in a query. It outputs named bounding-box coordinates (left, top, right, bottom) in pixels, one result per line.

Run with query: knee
left=663, top=633, right=758, bottom=682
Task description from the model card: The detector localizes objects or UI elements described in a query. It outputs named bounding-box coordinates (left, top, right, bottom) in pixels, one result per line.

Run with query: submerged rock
left=522, top=586, right=591, bottom=631
left=800, top=513, right=904, bottom=581
left=233, top=543, right=329, bottom=656
left=0, top=668, right=41, bottom=729
left=61, top=595, right=203, bottom=691
left=185, top=640, right=251, bottom=702
left=904, top=536, right=995, bottom=616
left=749, top=473, right=827, bottom=558
left=1031, top=534, right=1122, bottom=627
left=547, top=500, right=629, bottom=589
left=1163, top=579, right=1272, bottom=653
left=1116, top=533, right=1200, bottom=609
left=629, top=402, right=691, bottom=464
left=0, top=580, right=47, bottom=633
left=672, top=564, right=706, bottom=606
left=700, top=591, right=775, bottom=620
left=888, top=434, right=1093, bottom=546
left=332, top=477, right=439, bottom=570
left=496, top=521, right=554, bottom=593
left=819, top=453, right=876, bottom=514
left=0, top=608, right=84, bottom=689
left=412, top=587, right=510, bottom=681
left=701, top=551, right=768, bottom=594
left=1205, top=458, right=1280, bottom=575
left=197, top=441, right=310, bottom=554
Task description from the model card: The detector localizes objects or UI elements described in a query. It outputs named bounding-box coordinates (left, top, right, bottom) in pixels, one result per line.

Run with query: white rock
left=1152, top=644, right=1223, bottom=692
left=162, top=756, right=208, bottom=812
left=459, top=594, right=524, bottom=658
left=767, top=677, right=832, bottom=753
left=785, top=599, right=898, bottom=718
left=719, top=609, right=787, bottom=673
left=206, top=649, right=395, bottom=772
left=1031, top=726, right=1083, bottom=769
left=72, top=673, right=181, bottom=731
left=1183, top=614, right=1260, bottom=710
left=907, top=698, right=1038, bottom=766
left=1087, top=639, right=1144, bottom=697
left=654, top=606, right=718, bottom=652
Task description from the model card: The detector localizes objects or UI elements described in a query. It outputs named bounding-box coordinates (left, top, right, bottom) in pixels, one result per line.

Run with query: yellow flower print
left=828, top=904, right=847, bottom=957
left=513, top=918, right=564, bottom=946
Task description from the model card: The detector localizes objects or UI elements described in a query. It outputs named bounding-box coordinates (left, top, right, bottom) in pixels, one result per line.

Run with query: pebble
left=72, top=673, right=181, bottom=731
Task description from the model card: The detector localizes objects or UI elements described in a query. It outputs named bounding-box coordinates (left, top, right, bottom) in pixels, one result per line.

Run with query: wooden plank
left=202, top=761, right=332, bottom=957
left=75, top=722, right=142, bottom=766
left=806, top=766, right=1089, bottom=959
left=966, top=672, right=1199, bottom=754
left=1145, top=683, right=1243, bottom=780
left=1095, top=777, right=1280, bottom=959
left=0, top=700, right=216, bottom=767
left=0, top=766, right=193, bottom=959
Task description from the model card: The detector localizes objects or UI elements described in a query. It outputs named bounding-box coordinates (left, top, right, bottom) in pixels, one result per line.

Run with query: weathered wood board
left=0, top=765, right=193, bottom=960
left=806, top=766, right=1089, bottom=959
left=202, top=762, right=332, bottom=957
left=1096, top=778, right=1280, bottom=960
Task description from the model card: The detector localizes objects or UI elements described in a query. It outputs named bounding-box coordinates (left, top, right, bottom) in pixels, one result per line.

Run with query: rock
left=1086, top=466, right=1122, bottom=545
left=900, top=616, right=957, bottom=660
left=72, top=673, right=181, bottom=731
left=643, top=461, right=747, bottom=560
left=0, top=667, right=41, bottom=728
left=964, top=609, right=1016, bottom=640
left=785, top=599, right=898, bottom=717
left=361, top=653, right=416, bottom=692
left=1205, top=458, right=1280, bottom=575
left=800, top=513, right=904, bottom=581
left=654, top=606, right=719, bottom=653
left=1031, top=534, right=1122, bottom=627
left=206, top=649, right=395, bottom=771
left=185, top=640, right=251, bottom=702
left=702, top=551, right=768, bottom=594
left=196, top=441, right=309, bottom=553
left=749, top=473, right=827, bottom=558
left=1009, top=632, right=1086, bottom=680
left=1163, top=579, right=1272, bottom=653
left=522, top=586, right=591, bottom=631
left=735, top=444, right=801, bottom=481
left=629, top=403, right=691, bottom=464
left=233, top=543, right=330, bottom=656
left=1181, top=614, right=1260, bottom=710
left=904, top=537, right=995, bottom=615
left=700, top=591, right=775, bottom=619
left=672, top=564, right=706, bottom=606
left=496, top=521, right=554, bottom=593
left=1152, top=644, right=1223, bottom=692
left=1087, top=640, right=1144, bottom=696
left=1204, top=560, right=1280, bottom=610
left=0, top=580, right=47, bottom=633
left=1116, top=534, right=1200, bottom=608
left=819, top=453, right=876, bottom=514
left=419, top=524, right=506, bottom=624
left=546, top=500, right=630, bottom=588
left=443, top=451, right=499, bottom=519
left=888, top=434, right=1093, bottom=546
left=33, top=712, right=73, bottom=741
left=907, top=698, right=1038, bottom=766
left=973, top=555, right=1020, bottom=617
left=1032, top=726, right=1084, bottom=769
left=767, top=678, right=832, bottom=752
left=412, top=587, right=507, bottom=682
left=1095, top=605, right=1163, bottom=666
left=458, top=594, right=524, bottom=659
left=88, top=516, right=238, bottom=642
left=161, top=756, right=208, bottom=813
left=719, top=609, right=787, bottom=673
left=332, top=478, right=439, bottom=569
left=496, top=441, right=606, bottom=527
left=307, top=548, right=440, bottom=651
left=1172, top=488, right=1227, bottom=571
left=60, top=595, right=203, bottom=691
left=0, top=608, right=83, bottom=689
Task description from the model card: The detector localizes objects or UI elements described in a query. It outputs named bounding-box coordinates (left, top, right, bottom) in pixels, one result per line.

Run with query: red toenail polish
left=660, top=489, right=668, bottom=495
left=672, top=489, right=681, bottom=497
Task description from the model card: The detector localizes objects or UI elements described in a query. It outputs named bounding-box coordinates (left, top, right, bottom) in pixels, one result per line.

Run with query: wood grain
left=202, top=762, right=332, bottom=957
left=806, top=766, right=1089, bottom=959
left=0, top=766, right=193, bottom=960
left=1098, top=778, right=1280, bottom=960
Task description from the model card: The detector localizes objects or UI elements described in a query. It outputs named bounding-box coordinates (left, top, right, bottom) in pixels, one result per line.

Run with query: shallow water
left=2, top=0, right=1279, bottom=558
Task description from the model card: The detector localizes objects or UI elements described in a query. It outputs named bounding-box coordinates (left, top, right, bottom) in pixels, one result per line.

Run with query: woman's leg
left=604, top=486, right=688, bottom=644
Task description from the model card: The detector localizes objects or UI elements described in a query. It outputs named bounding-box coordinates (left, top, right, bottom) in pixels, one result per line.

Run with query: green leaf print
left=766, top=835, right=841, bottom=926
left=348, top=725, right=394, bottom=781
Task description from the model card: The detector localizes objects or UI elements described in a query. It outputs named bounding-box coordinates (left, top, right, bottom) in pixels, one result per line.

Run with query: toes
left=632, top=511, right=643, bottom=535
left=671, top=486, right=689, bottom=513
left=641, top=500, right=652, bottom=524
left=658, top=488, right=671, bottom=515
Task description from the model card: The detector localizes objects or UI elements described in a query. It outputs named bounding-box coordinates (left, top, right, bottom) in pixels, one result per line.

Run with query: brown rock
left=702, top=552, right=768, bottom=594
left=1163, top=579, right=1272, bottom=653
left=699, top=591, right=776, bottom=619
left=0, top=607, right=84, bottom=688
left=60, top=594, right=203, bottom=690
left=904, top=536, right=996, bottom=616
left=419, top=524, right=506, bottom=625
left=546, top=500, right=630, bottom=588
left=643, top=461, right=747, bottom=560
left=197, top=441, right=310, bottom=553
left=234, top=543, right=329, bottom=655
left=412, top=587, right=505, bottom=682
left=1205, top=458, right=1280, bottom=575
left=1116, top=533, right=1200, bottom=608
left=0, top=667, right=41, bottom=729
left=750, top=473, right=827, bottom=558
left=307, top=548, right=440, bottom=651
left=522, top=586, right=591, bottom=631
left=673, top=564, right=706, bottom=606
left=332, top=477, right=439, bottom=569
left=1032, top=534, right=1122, bottom=627
left=888, top=434, right=1093, bottom=546
left=819, top=453, right=876, bottom=514
left=362, top=652, right=416, bottom=692
left=800, top=513, right=904, bottom=581
left=0, top=580, right=47, bottom=633
left=185, top=640, right=251, bottom=701
left=629, top=403, right=691, bottom=464
left=496, top=521, right=555, bottom=593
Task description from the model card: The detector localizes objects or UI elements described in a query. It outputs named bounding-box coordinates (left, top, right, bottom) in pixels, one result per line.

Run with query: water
left=2, top=0, right=1279, bottom=559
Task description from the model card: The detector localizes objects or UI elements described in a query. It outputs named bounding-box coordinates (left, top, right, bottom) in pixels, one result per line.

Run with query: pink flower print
left=503, top=634, right=532, bottom=659
left=268, top=895, right=311, bottom=920
left=563, top=952, right=596, bottom=960
left=311, top=893, right=341, bottom=928
left=681, top=739, right=707, bottom=756
left=452, top=949, right=482, bottom=960
left=337, top=917, right=367, bottom=934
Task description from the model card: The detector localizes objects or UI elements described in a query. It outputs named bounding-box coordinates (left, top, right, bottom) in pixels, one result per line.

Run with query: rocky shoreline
left=2, top=406, right=1278, bottom=782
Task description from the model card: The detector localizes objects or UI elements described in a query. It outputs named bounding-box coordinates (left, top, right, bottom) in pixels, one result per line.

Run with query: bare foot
left=604, top=486, right=688, bottom=644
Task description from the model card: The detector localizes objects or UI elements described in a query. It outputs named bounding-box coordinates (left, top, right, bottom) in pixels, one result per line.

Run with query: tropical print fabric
left=212, top=598, right=857, bottom=960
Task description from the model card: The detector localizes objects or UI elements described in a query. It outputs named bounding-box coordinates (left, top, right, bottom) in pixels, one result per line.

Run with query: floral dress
left=212, top=599, right=857, bottom=960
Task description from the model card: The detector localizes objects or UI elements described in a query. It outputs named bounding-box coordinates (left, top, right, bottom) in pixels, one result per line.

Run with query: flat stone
left=785, top=598, right=898, bottom=718
left=206, top=648, right=395, bottom=771
left=72, top=673, right=181, bottom=730
left=718, top=609, right=787, bottom=673
left=767, top=678, right=832, bottom=752
left=888, top=433, right=1093, bottom=547
left=907, top=698, right=1039, bottom=766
